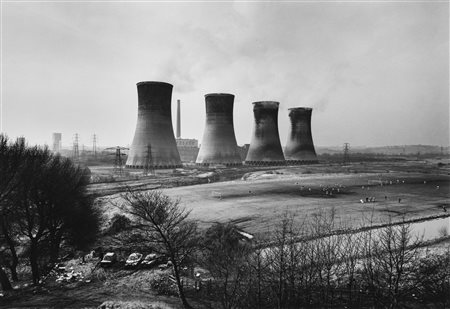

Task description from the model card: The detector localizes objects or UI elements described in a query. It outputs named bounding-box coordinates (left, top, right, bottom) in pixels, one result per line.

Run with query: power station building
left=284, top=107, right=318, bottom=164
left=245, top=101, right=286, bottom=166
left=126, top=81, right=182, bottom=169
left=176, top=138, right=199, bottom=163
left=196, top=93, right=242, bottom=166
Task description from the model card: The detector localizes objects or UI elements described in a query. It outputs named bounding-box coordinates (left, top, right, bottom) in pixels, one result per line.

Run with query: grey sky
left=2, top=1, right=449, bottom=148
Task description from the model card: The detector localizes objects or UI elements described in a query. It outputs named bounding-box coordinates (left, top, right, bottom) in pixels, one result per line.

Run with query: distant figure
left=366, top=197, right=369, bottom=203
left=249, top=190, right=252, bottom=194
left=207, top=178, right=211, bottom=183
left=442, top=206, right=447, bottom=212
left=360, top=199, right=364, bottom=204
left=385, top=196, right=387, bottom=200
left=424, top=181, right=426, bottom=184
left=398, top=198, right=402, bottom=203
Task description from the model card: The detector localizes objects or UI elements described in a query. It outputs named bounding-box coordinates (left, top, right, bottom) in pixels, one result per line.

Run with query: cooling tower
left=126, top=81, right=182, bottom=169
left=284, top=107, right=318, bottom=164
left=245, top=101, right=285, bottom=166
left=196, top=93, right=242, bottom=166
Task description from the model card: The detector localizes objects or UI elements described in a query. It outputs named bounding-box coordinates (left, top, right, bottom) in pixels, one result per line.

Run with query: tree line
left=0, top=135, right=101, bottom=289
left=118, top=190, right=449, bottom=309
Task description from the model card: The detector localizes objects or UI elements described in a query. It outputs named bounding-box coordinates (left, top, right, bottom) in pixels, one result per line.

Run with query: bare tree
left=201, top=222, right=252, bottom=309
left=120, top=189, right=198, bottom=309
left=414, top=249, right=450, bottom=308
left=0, top=141, right=101, bottom=285
left=0, top=135, right=27, bottom=285
left=361, top=220, right=422, bottom=309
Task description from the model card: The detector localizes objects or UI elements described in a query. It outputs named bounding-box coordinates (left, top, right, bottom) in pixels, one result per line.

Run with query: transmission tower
left=73, top=134, right=80, bottom=161
left=105, top=146, right=129, bottom=175
left=143, top=144, right=154, bottom=175
left=343, top=142, right=350, bottom=164
left=93, top=134, right=97, bottom=158
left=114, top=147, right=124, bottom=175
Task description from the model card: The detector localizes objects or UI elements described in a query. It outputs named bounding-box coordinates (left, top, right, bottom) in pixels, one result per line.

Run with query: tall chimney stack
left=176, top=99, right=181, bottom=139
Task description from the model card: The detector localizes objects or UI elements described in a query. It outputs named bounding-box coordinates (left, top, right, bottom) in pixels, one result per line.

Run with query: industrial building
left=52, top=133, right=62, bottom=153
left=126, top=81, right=182, bottom=169
left=196, top=93, right=242, bottom=166
left=284, top=107, right=318, bottom=164
left=245, top=101, right=286, bottom=166
left=176, top=138, right=199, bottom=163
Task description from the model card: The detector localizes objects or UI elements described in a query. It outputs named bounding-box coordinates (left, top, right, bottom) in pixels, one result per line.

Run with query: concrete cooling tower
left=245, top=101, right=285, bottom=166
left=196, top=93, right=242, bottom=166
left=126, top=81, right=182, bottom=169
left=284, top=107, right=318, bottom=164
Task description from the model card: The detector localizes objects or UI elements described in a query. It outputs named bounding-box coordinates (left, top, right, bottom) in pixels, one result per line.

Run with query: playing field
left=159, top=168, right=449, bottom=235
left=97, top=160, right=449, bottom=236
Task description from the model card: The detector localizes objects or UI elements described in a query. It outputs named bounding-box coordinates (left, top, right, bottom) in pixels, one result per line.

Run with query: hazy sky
left=1, top=0, right=448, bottom=148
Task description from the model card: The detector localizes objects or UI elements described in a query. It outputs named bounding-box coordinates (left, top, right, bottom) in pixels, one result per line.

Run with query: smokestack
left=126, top=81, right=182, bottom=169
left=245, top=101, right=285, bottom=166
left=196, top=93, right=242, bottom=166
left=176, top=99, right=181, bottom=139
left=284, top=107, right=318, bottom=164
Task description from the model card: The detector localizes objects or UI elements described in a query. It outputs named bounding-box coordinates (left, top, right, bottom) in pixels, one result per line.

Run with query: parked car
left=100, top=252, right=117, bottom=267
left=141, top=253, right=165, bottom=268
left=158, top=260, right=173, bottom=270
left=125, top=252, right=143, bottom=268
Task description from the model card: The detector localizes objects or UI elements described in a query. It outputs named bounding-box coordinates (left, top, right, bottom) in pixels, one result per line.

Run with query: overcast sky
left=1, top=0, right=448, bottom=148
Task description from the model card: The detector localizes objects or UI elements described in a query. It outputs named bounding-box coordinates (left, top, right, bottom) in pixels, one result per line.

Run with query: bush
left=150, top=273, right=178, bottom=296
left=108, top=214, right=132, bottom=234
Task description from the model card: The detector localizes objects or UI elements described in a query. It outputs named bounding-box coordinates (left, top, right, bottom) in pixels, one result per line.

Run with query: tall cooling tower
left=126, top=81, right=182, bottom=169
left=245, top=101, right=285, bottom=166
left=284, top=107, right=318, bottom=164
left=196, top=93, right=242, bottom=166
